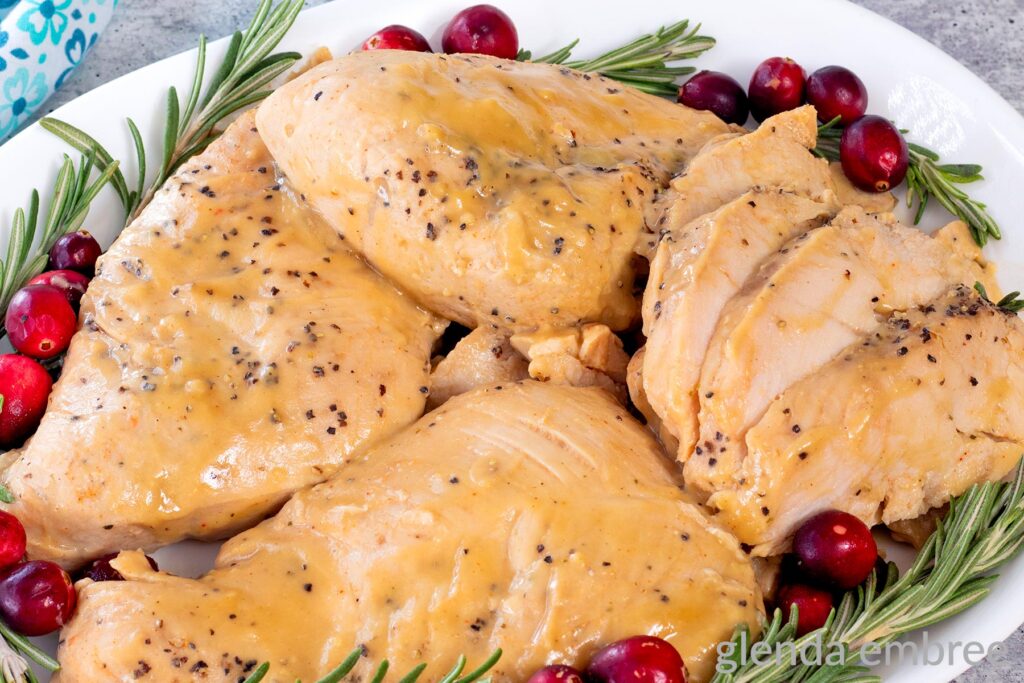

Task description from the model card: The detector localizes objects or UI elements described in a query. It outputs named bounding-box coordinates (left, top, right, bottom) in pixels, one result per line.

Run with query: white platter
left=3, top=0, right=1024, bottom=680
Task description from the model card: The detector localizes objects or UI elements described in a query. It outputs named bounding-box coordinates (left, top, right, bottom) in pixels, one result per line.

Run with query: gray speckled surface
left=28, top=1, right=1024, bottom=681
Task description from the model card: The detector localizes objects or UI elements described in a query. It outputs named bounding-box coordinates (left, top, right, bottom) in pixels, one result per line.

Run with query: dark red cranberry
left=442, top=5, right=519, bottom=60
left=748, top=57, right=807, bottom=122
left=81, top=552, right=158, bottom=582
left=806, top=66, right=868, bottom=125
left=48, top=230, right=101, bottom=276
left=5, top=285, right=77, bottom=359
left=360, top=25, right=432, bottom=52
left=527, top=664, right=584, bottom=683
left=27, top=269, right=90, bottom=309
left=776, top=583, right=833, bottom=636
left=874, top=555, right=891, bottom=582
left=678, top=71, right=749, bottom=125
left=839, top=115, right=909, bottom=192
left=793, top=509, right=878, bottom=589
left=586, top=636, right=686, bottom=683
left=0, top=560, right=76, bottom=636
left=0, top=512, right=25, bottom=570
left=0, top=354, right=53, bottom=447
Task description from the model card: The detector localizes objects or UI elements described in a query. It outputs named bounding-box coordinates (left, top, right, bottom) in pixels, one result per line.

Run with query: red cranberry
left=27, top=269, right=90, bottom=310
left=81, top=552, right=158, bottom=582
left=748, top=57, right=806, bottom=122
left=839, top=115, right=909, bottom=192
left=806, top=65, right=868, bottom=125
left=527, top=665, right=584, bottom=683
left=793, top=510, right=878, bottom=589
left=0, top=354, right=53, bottom=447
left=0, top=560, right=76, bottom=636
left=5, top=284, right=77, bottom=359
left=586, top=636, right=686, bottom=683
left=361, top=25, right=432, bottom=52
left=0, top=512, right=25, bottom=570
left=776, top=583, right=833, bottom=636
left=442, top=5, right=518, bottom=60
left=48, top=230, right=101, bottom=276
left=678, top=71, right=749, bottom=125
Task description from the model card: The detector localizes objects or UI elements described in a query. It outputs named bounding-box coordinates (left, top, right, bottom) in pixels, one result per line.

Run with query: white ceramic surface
left=3, top=0, right=1023, bottom=680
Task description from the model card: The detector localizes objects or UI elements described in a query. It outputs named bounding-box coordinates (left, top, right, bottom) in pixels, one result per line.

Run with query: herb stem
left=242, top=649, right=501, bottom=683
left=520, top=20, right=714, bottom=96
left=42, top=0, right=304, bottom=228
left=710, top=457, right=1024, bottom=682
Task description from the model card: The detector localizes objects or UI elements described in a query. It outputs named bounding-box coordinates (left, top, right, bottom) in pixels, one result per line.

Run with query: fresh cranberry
left=27, top=269, right=90, bottom=310
left=586, top=636, right=686, bottom=683
left=5, top=285, right=77, bottom=359
left=839, top=115, right=909, bottom=192
left=361, top=25, right=432, bottom=52
left=678, top=71, right=749, bottom=125
left=80, top=552, right=158, bottom=583
left=441, top=5, right=518, bottom=59
left=776, top=583, right=833, bottom=636
left=0, top=513, right=25, bottom=570
left=48, top=230, right=101, bottom=276
left=748, top=57, right=806, bottom=122
left=527, top=665, right=585, bottom=683
left=793, top=509, right=878, bottom=589
left=806, top=66, right=868, bottom=125
left=0, top=354, right=52, bottom=447
left=0, top=560, right=76, bottom=636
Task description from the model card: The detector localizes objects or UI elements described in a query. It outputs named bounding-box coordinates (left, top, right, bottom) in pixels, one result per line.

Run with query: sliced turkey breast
left=639, top=106, right=833, bottom=256
left=637, top=189, right=839, bottom=457
left=689, top=208, right=997, bottom=498
left=705, top=286, right=1024, bottom=555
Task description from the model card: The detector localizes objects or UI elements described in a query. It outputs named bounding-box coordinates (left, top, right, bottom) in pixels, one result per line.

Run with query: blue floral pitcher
left=0, top=0, right=117, bottom=139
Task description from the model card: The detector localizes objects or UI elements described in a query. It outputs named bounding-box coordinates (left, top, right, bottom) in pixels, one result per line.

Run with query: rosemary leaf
left=525, top=20, right=713, bottom=97
left=314, top=647, right=363, bottom=683
left=974, top=281, right=1024, bottom=313
left=455, top=649, right=502, bottom=683
left=179, top=37, right=207, bottom=136
left=436, top=655, right=468, bottom=683
left=396, top=663, right=428, bottom=683
left=369, top=661, right=390, bottom=683
left=162, top=86, right=181, bottom=176
left=36, top=119, right=130, bottom=207
left=241, top=662, right=269, bottom=683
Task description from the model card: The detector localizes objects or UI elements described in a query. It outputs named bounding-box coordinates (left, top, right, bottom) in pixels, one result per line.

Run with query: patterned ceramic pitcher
left=0, top=0, right=117, bottom=139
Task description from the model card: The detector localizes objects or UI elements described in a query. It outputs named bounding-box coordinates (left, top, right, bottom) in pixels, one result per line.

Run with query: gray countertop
left=30, top=1, right=1024, bottom=681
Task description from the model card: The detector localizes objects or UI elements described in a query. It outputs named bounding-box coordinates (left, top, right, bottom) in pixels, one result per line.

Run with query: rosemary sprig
left=519, top=20, right=715, bottom=96
left=815, top=117, right=999, bottom=247
left=0, top=154, right=118, bottom=338
left=40, top=0, right=304, bottom=228
left=710, top=456, right=1024, bottom=682
left=974, top=281, right=1024, bottom=313
left=0, top=613, right=59, bottom=682
left=241, top=648, right=502, bottom=683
